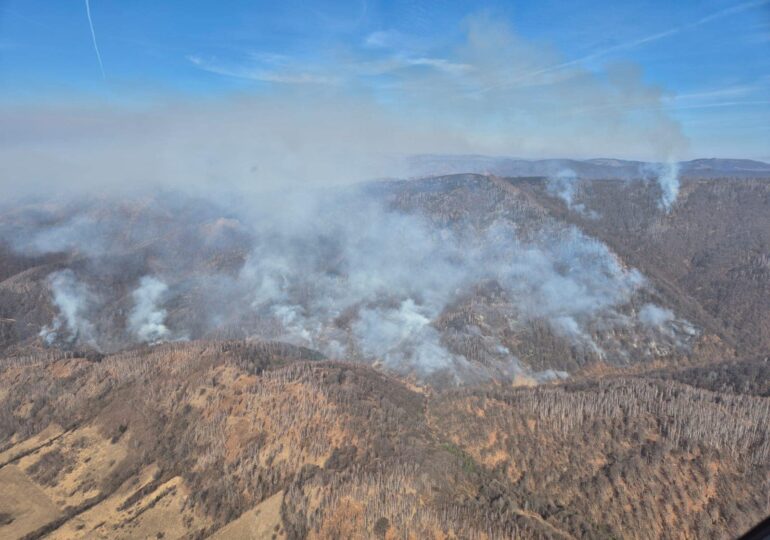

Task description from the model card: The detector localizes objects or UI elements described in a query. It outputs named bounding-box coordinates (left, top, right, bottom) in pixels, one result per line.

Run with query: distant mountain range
left=407, top=155, right=770, bottom=179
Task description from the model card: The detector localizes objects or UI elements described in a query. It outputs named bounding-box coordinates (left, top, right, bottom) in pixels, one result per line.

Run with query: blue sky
left=0, top=0, right=769, bottom=162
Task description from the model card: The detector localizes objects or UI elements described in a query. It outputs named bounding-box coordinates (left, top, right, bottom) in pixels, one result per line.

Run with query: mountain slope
left=0, top=172, right=768, bottom=539
left=407, top=155, right=770, bottom=180
left=0, top=342, right=767, bottom=539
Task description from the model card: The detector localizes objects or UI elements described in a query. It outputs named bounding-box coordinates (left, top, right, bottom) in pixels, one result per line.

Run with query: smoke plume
left=40, top=270, right=97, bottom=347
left=129, top=276, right=171, bottom=343
left=1, top=180, right=698, bottom=383
left=656, top=162, right=681, bottom=210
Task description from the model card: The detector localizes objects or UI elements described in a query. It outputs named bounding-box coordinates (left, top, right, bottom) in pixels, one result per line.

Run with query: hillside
left=407, top=156, right=770, bottom=180
left=0, top=173, right=768, bottom=538
left=0, top=342, right=767, bottom=539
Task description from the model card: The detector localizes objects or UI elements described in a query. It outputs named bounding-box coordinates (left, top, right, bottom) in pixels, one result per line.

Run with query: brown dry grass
left=0, top=464, right=62, bottom=539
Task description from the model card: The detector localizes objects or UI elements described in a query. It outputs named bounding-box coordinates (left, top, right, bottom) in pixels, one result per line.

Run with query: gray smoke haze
left=0, top=13, right=696, bottom=380
left=546, top=169, right=580, bottom=208
left=11, top=213, right=123, bottom=258
left=0, top=14, right=688, bottom=202
left=1, top=183, right=698, bottom=383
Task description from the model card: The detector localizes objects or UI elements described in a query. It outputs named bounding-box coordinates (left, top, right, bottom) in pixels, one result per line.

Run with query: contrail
left=473, top=0, right=769, bottom=95
left=85, top=0, right=105, bottom=79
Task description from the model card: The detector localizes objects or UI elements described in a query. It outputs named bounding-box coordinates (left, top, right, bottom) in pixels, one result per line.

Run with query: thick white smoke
left=657, top=161, right=681, bottom=210
left=638, top=302, right=696, bottom=339
left=8, top=184, right=695, bottom=381
left=39, top=270, right=97, bottom=347
left=639, top=303, right=675, bottom=328
left=353, top=299, right=467, bottom=375
left=231, top=192, right=650, bottom=377
left=128, top=276, right=171, bottom=343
